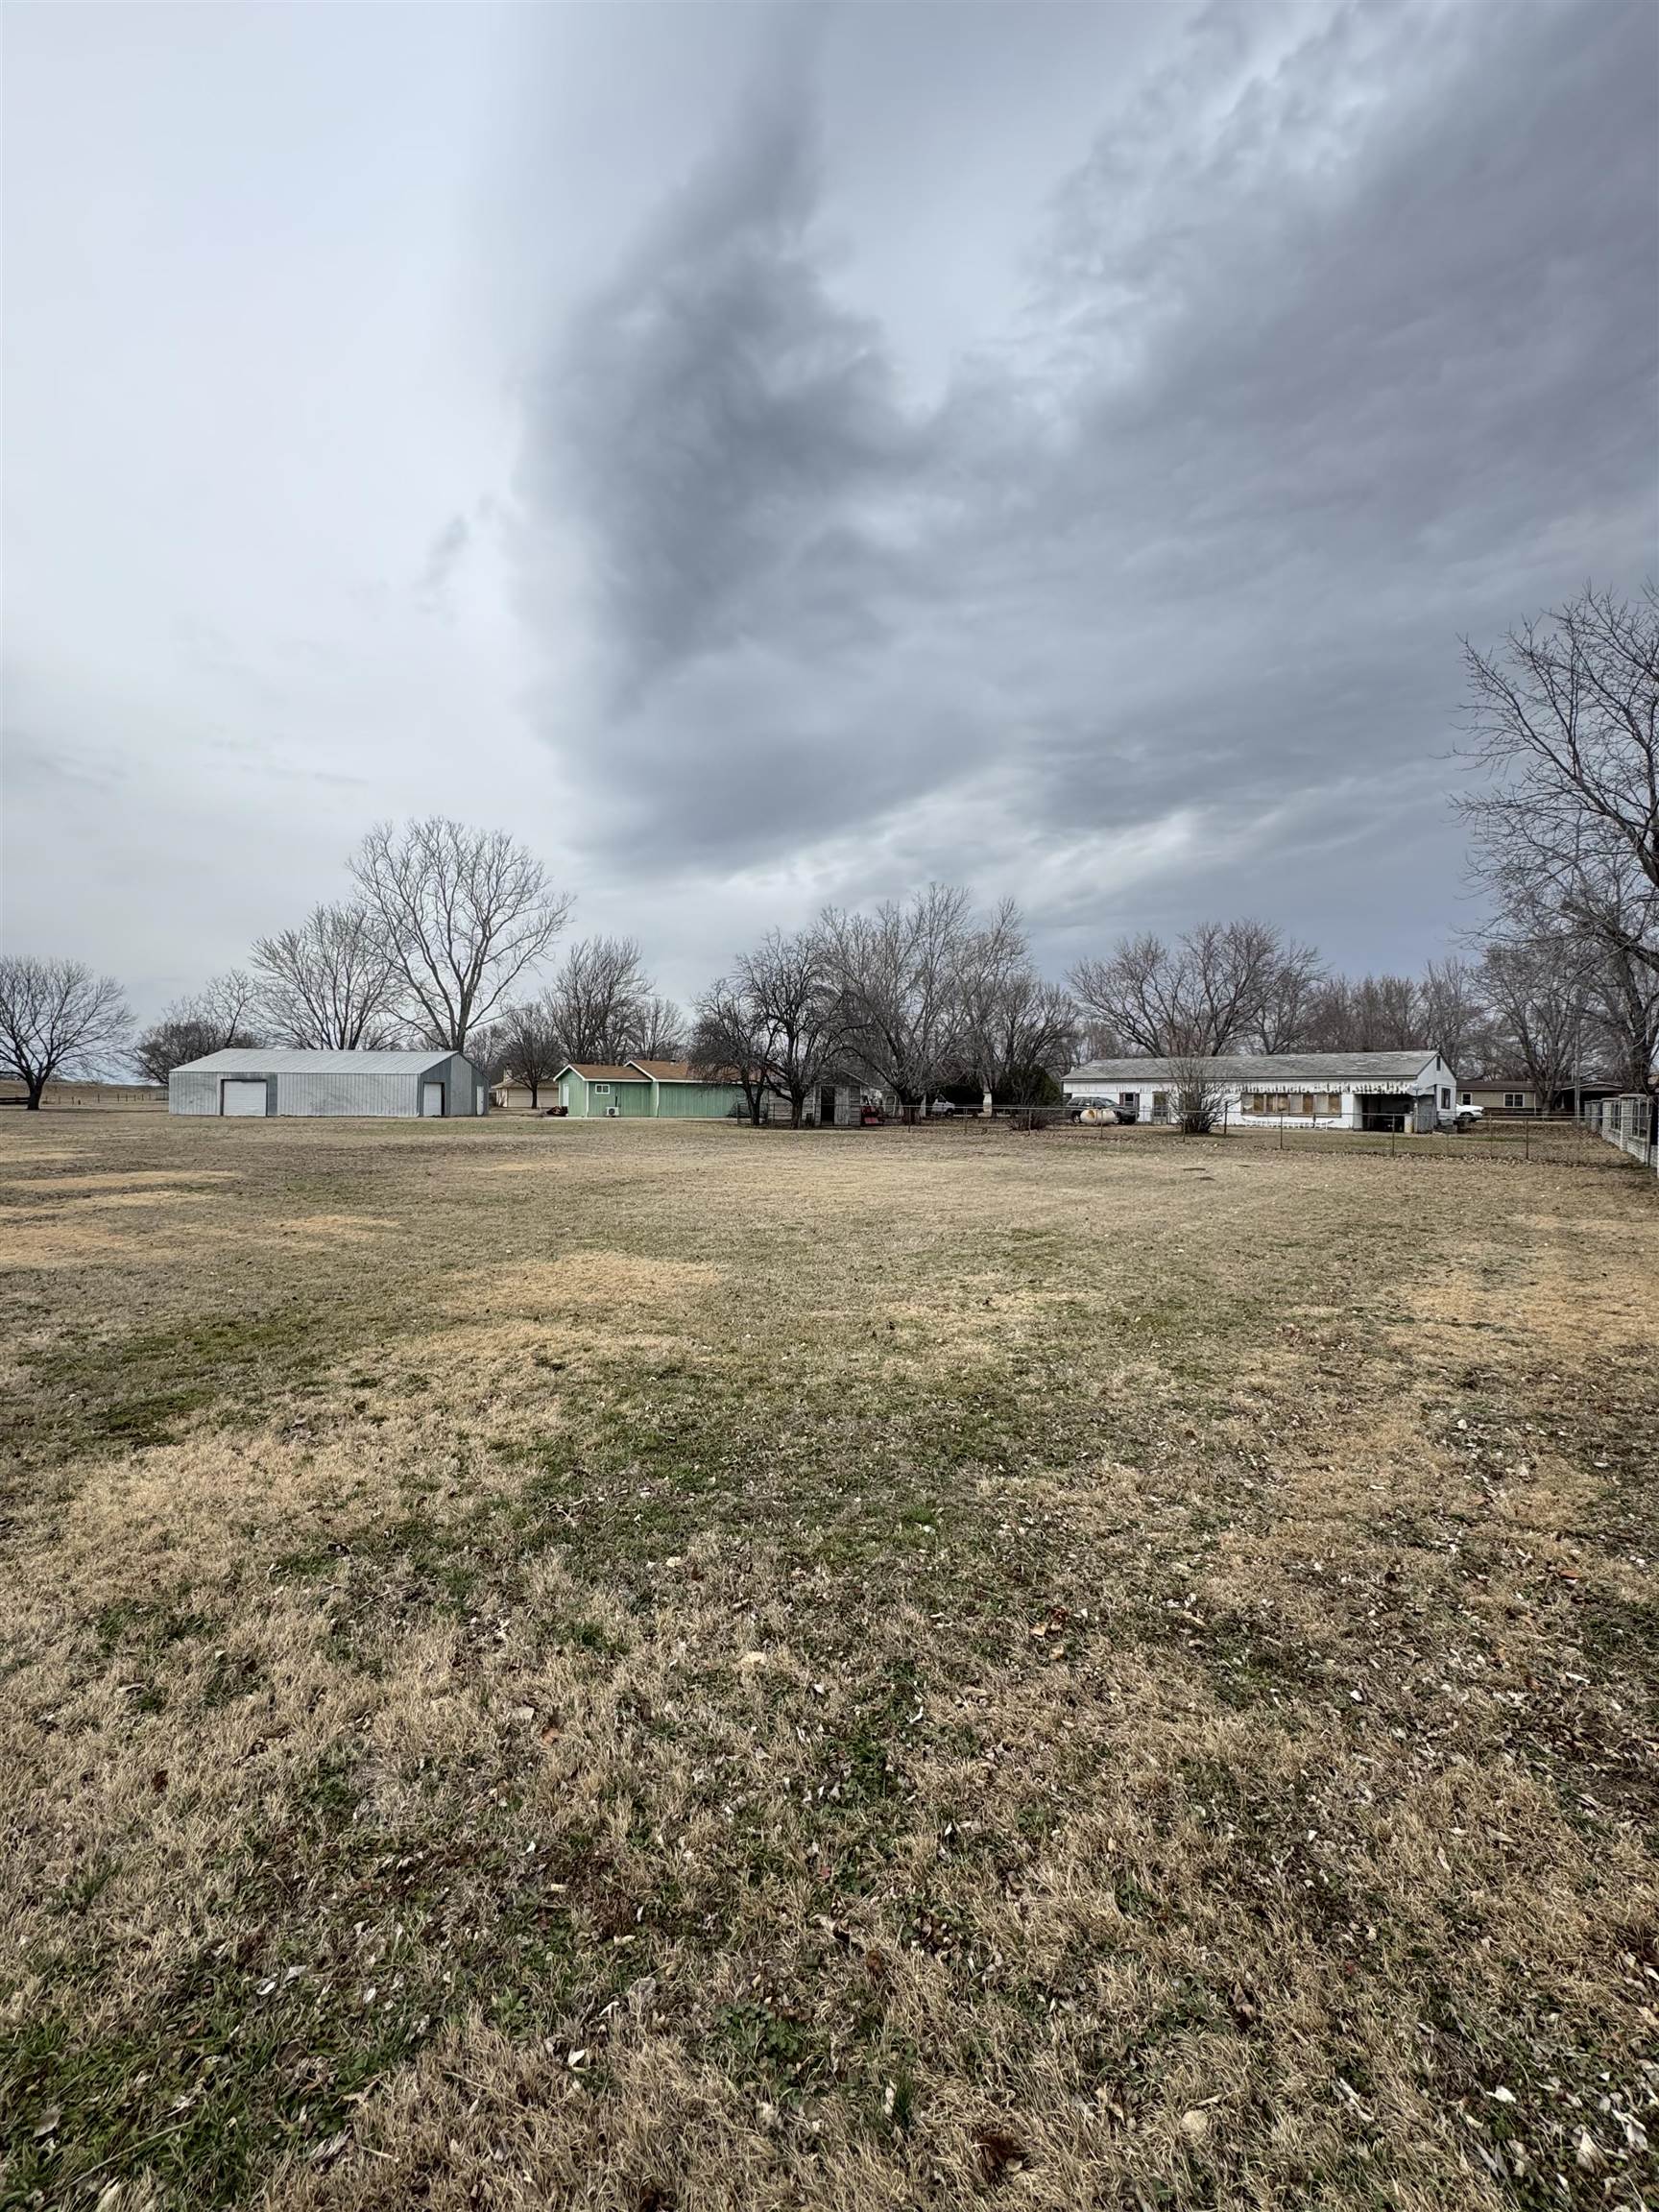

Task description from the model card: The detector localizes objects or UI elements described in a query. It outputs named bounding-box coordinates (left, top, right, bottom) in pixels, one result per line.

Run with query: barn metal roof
left=1067, top=1050, right=1443, bottom=1085
left=175, top=1048, right=467, bottom=1075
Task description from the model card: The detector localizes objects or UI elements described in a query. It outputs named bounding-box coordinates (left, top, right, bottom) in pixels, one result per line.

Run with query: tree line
left=3, top=584, right=1654, bottom=1115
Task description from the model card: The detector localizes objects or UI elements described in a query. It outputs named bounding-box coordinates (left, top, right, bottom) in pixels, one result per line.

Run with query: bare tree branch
left=1456, top=584, right=1659, bottom=978
left=251, top=903, right=400, bottom=1049
left=543, top=936, right=654, bottom=1066
left=1070, top=920, right=1303, bottom=1058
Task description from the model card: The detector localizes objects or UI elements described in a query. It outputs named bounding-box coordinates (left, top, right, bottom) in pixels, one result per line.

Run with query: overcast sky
left=4, top=0, right=1655, bottom=1025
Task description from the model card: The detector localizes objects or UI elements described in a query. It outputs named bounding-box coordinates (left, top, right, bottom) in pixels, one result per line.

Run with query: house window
left=1118, top=1093, right=1138, bottom=1110
left=1301, top=1094, right=1315, bottom=1116
left=1270, top=1093, right=1289, bottom=1113
left=1327, top=1093, right=1341, bottom=1115
left=1151, top=1092, right=1167, bottom=1118
left=594, top=1082, right=611, bottom=1095
left=1440, top=1087, right=1451, bottom=1108
left=1461, top=1093, right=1471, bottom=1106
left=1504, top=1092, right=1525, bottom=1110
left=1248, top=1094, right=1266, bottom=1115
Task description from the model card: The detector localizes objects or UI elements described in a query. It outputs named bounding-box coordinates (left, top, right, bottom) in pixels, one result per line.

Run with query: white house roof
left=176, top=1048, right=467, bottom=1075
left=1066, top=1050, right=1443, bottom=1086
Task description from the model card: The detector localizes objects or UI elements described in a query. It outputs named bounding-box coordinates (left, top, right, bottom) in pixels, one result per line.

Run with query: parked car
left=927, top=1097, right=957, bottom=1117
left=1451, top=1103, right=1484, bottom=1130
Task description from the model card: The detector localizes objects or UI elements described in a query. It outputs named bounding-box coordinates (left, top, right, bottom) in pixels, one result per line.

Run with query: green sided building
left=553, top=1060, right=749, bottom=1119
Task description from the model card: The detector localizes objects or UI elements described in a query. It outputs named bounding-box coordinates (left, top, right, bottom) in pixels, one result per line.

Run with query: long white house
left=1063, top=1050, right=1459, bottom=1132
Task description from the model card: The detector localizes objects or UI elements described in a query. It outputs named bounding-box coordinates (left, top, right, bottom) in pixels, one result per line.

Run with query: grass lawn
left=2, top=1112, right=1655, bottom=2211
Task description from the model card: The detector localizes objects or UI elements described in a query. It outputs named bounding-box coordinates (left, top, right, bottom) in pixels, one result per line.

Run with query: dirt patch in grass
left=0, top=1218, right=140, bottom=1267
left=0, top=1190, right=223, bottom=1223
left=3, top=1114, right=1655, bottom=2210
left=0, top=1168, right=242, bottom=1191
left=267, top=1214, right=403, bottom=1239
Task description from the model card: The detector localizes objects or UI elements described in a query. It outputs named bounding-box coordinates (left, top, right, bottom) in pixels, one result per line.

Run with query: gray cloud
left=524, top=89, right=929, bottom=694
left=513, top=0, right=1657, bottom=972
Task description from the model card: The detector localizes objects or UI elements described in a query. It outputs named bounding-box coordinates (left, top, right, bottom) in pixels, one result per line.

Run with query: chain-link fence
left=1015, top=1113, right=1638, bottom=1169
left=882, top=1102, right=1659, bottom=1174
left=1582, top=1094, right=1658, bottom=1174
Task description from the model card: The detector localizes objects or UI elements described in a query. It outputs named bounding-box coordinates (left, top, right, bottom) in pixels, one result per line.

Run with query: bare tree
left=1480, top=939, right=1592, bottom=1109
left=958, top=901, right=1076, bottom=1112
left=350, top=817, right=570, bottom=1051
left=690, top=979, right=770, bottom=1125
left=1304, top=972, right=1422, bottom=1052
left=1077, top=1013, right=1119, bottom=1062
left=1482, top=839, right=1658, bottom=1109
left=465, top=1020, right=511, bottom=1090
left=822, top=883, right=973, bottom=1110
left=1251, top=940, right=1324, bottom=1052
left=251, top=902, right=400, bottom=1050
left=544, top=935, right=653, bottom=1066
left=1417, top=956, right=1490, bottom=1076
left=1166, top=1046, right=1231, bottom=1135
left=734, top=928, right=841, bottom=1128
left=1585, top=937, right=1659, bottom=1094
left=132, top=969, right=264, bottom=1085
left=1070, top=920, right=1292, bottom=1058
left=0, top=957, right=132, bottom=1109
left=493, top=995, right=564, bottom=1108
left=626, top=995, right=685, bottom=1062
left=1457, top=585, right=1659, bottom=980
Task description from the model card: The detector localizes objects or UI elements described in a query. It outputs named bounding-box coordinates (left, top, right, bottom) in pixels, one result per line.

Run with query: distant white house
left=1063, top=1050, right=1459, bottom=1132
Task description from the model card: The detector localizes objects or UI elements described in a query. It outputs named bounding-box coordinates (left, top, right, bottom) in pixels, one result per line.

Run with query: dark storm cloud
left=513, top=1, right=1657, bottom=951
left=523, top=92, right=930, bottom=692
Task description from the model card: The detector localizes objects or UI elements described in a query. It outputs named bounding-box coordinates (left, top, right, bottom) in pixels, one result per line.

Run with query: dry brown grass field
left=2, top=1113, right=1656, bottom=2212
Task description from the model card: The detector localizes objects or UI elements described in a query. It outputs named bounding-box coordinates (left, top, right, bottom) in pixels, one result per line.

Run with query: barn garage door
left=421, top=1082, right=444, bottom=1118
left=221, top=1081, right=268, bottom=1117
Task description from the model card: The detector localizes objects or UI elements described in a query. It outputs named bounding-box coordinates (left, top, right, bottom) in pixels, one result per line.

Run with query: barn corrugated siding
left=171, top=1070, right=233, bottom=1115
left=277, top=1071, right=426, bottom=1116
left=654, top=1082, right=746, bottom=1118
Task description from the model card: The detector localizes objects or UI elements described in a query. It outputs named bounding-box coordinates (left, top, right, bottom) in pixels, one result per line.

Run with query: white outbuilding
left=169, top=1048, right=488, bottom=1119
left=1062, top=1050, right=1459, bottom=1133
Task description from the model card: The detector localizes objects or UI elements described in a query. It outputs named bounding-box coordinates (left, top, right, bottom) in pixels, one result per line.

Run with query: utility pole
left=1573, top=1005, right=1582, bottom=1129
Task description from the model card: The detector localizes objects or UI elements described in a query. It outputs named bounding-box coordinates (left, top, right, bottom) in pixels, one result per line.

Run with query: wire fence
left=1582, top=1094, right=1658, bottom=1175
left=921, top=1108, right=1648, bottom=1171
left=863, top=1097, right=1659, bottom=1176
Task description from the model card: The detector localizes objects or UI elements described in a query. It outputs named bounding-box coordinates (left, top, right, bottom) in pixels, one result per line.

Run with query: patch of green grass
left=94, top=1598, right=215, bottom=1659
left=11, top=1296, right=425, bottom=1464
left=713, top=2000, right=833, bottom=2103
